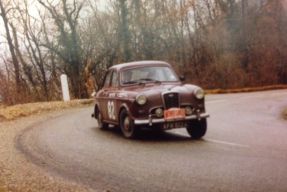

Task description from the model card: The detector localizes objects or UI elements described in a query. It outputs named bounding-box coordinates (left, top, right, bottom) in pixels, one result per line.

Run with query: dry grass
left=205, top=84, right=287, bottom=94
left=283, top=108, right=287, bottom=120
left=0, top=99, right=93, bottom=121
left=0, top=85, right=286, bottom=122
left=0, top=184, right=6, bottom=192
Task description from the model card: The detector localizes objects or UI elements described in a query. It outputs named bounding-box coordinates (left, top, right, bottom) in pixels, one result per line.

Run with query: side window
left=111, top=71, right=119, bottom=88
left=104, top=70, right=112, bottom=88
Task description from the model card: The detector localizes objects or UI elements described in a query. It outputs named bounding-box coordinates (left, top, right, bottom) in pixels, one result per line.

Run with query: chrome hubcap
left=124, top=117, right=130, bottom=132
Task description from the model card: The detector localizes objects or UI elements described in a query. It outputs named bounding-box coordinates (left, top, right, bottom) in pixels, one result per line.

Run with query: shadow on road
left=91, top=126, right=204, bottom=143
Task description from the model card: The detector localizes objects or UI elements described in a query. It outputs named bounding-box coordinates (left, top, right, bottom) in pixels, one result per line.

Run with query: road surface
left=17, top=90, right=287, bottom=192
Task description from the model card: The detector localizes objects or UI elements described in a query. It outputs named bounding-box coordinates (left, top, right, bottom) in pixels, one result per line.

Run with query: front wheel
left=186, top=119, right=207, bottom=139
left=120, top=109, right=140, bottom=139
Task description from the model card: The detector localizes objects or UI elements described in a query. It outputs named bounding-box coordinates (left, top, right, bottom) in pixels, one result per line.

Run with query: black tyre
left=97, top=110, right=108, bottom=130
left=120, top=109, right=139, bottom=139
left=186, top=119, right=207, bottom=139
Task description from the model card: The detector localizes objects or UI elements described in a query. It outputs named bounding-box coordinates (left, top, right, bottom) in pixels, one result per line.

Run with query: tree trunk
left=119, top=0, right=131, bottom=61
left=0, top=1, right=22, bottom=96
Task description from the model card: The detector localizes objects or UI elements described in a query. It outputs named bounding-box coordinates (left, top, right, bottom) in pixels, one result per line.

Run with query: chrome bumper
left=134, top=113, right=210, bottom=126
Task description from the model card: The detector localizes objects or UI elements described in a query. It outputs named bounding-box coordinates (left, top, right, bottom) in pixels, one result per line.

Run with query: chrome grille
left=163, top=92, right=179, bottom=109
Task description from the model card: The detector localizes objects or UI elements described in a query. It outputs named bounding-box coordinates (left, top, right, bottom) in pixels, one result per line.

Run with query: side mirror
left=91, top=91, right=97, bottom=97
left=179, top=75, right=185, bottom=82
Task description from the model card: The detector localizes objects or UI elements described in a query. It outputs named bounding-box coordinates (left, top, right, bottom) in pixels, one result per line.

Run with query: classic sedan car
left=92, top=61, right=209, bottom=139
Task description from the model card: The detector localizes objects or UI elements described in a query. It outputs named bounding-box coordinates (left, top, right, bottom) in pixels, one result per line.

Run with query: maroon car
left=92, top=61, right=209, bottom=139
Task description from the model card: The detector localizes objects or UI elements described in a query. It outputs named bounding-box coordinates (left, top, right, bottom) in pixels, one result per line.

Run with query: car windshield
left=121, top=66, right=179, bottom=85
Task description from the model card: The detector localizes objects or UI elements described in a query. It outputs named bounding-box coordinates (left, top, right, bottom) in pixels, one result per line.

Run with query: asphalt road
left=17, top=90, right=287, bottom=192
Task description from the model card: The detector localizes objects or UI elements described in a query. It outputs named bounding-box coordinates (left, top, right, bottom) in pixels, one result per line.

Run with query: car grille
left=163, top=92, right=179, bottom=109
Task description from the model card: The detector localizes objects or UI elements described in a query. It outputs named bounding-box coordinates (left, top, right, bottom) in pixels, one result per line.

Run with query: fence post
left=60, top=74, right=70, bottom=101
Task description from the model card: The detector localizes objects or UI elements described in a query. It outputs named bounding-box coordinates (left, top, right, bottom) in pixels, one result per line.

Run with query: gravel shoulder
left=0, top=107, right=94, bottom=192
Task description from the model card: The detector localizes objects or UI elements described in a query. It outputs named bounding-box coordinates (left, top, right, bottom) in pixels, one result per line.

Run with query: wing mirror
left=179, top=75, right=185, bottom=82
left=91, top=91, right=97, bottom=97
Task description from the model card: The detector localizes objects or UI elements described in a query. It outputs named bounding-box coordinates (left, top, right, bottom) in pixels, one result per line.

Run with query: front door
left=98, top=69, right=119, bottom=123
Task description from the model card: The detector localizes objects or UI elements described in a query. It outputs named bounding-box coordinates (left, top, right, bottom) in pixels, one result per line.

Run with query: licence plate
left=163, top=122, right=186, bottom=129
left=164, top=108, right=185, bottom=121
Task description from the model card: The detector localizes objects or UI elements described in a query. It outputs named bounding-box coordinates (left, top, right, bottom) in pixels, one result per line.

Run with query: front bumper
left=134, top=112, right=210, bottom=126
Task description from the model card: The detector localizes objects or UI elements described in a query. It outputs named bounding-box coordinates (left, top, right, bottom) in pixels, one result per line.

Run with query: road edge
left=0, top=107, right=94, bottom=192
left=14, top=108, right=95, bottom=192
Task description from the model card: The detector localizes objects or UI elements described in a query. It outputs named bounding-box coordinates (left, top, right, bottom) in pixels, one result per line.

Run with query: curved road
left=17, top=90, right=287, bottom=192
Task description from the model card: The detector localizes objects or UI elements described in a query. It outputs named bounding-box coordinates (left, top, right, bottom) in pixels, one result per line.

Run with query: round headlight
left=194, top=88, right=204, bottom=99
left=136, top=94, right=147, bottom=105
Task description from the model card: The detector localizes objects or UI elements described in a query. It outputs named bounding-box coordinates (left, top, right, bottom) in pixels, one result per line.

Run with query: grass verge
left=0, top=85, right=286, bottom=121
left=283, top=108, right=287, bottom=120
left=0, top=99, right=93, bottom=121
left=206, top=84, right=287, bottom=94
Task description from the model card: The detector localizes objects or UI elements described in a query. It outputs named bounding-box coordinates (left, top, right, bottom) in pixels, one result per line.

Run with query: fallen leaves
left=0, top=99, right=93, bottom=121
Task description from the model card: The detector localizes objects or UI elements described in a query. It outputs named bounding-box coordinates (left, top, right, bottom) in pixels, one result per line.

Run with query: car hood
left=122, top=83, right=201, bottom=99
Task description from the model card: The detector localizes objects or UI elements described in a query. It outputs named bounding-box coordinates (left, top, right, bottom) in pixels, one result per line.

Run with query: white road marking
left=205, top=138, right=250, bottom=148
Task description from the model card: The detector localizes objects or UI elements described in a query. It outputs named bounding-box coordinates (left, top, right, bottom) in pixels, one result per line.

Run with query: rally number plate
left=164, top=108, right=185, bottom=121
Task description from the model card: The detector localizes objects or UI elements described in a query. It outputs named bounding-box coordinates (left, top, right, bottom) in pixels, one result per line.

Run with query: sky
left=0, top=0, right=106, bottom=60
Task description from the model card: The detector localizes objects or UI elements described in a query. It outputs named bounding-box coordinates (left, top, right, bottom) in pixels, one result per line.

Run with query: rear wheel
left=186, top=119, right=207, bottom=139
left=120, top=109, right=139, bottom=139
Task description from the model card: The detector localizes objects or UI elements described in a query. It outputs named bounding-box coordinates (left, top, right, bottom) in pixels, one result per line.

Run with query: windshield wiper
left=138, top=78, right=161, bottom=84
left=123, top=79, right=161, bottom=85
left=123, top=80, right=139, bottom=85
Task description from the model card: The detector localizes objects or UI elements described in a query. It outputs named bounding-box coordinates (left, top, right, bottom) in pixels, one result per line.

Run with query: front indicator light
left=185, top=106, right=193, bottom=116
left=155, top=108, right=163, bottom=117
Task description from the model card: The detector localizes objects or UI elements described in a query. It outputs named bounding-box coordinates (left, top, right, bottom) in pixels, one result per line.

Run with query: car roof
left=110, top=60, right=171, bottom=71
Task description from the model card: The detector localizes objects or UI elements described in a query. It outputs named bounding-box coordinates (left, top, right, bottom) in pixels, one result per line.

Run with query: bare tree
left=0, top=0, right=22, bottom=96
left=38, top=0, right=87, bottom=98
left=119, top=0, right=131, bottom=61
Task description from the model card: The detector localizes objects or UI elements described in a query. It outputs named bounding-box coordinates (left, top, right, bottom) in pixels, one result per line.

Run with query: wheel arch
left=118, top=103, right=131, bottom=124
left=94, top=104, right=99, bottom=119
